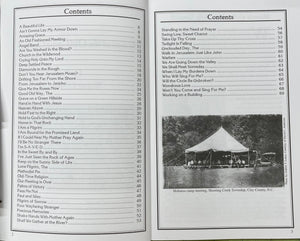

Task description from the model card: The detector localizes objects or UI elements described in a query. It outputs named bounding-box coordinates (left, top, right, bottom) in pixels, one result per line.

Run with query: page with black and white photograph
left=149, top=0, right=300, bottom=239
left=1, top=0, right=149, bottom=240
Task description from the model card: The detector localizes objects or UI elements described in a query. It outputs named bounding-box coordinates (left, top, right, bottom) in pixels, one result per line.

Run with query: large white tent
left=185, top=127, right=249, bottom=154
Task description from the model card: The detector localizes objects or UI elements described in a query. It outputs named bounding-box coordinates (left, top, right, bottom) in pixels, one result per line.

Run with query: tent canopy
left=185, top=127, right=249, bottom=153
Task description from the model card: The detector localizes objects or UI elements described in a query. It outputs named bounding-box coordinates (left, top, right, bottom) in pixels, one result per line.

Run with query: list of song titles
left=12, top=5, right=145, bottom=234
left=157, top=12, right=287, bottom=99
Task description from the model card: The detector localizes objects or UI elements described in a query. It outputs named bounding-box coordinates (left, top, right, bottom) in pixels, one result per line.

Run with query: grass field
left=164, top=166, right=284, bottom=189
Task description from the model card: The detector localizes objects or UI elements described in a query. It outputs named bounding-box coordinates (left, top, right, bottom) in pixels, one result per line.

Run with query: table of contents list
left=11, top=4, right=145, bottom=235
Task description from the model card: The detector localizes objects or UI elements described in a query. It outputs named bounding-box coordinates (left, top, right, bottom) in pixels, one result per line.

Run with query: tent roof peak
left=185, top=126, right=249, bottom=154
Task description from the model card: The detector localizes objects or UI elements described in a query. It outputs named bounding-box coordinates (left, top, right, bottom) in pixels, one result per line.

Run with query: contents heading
left=207, top=14, right=234, bottom=20
left=64, top=8, right=92, bottom=15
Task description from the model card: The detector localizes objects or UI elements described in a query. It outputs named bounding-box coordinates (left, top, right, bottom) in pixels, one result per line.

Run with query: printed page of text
left=1, top=0, right=150, bottom=240
left=149, top=0, right=300, bottom=239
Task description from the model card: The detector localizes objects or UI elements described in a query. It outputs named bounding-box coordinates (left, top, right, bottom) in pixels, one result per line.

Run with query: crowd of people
left=186, top=156, right=247, bottom=168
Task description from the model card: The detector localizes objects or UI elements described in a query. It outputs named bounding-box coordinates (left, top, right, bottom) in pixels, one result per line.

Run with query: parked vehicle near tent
left=257, top=152, right=276, bottom=167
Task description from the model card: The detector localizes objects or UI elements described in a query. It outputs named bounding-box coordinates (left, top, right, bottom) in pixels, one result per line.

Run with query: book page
left=1, top=0, right=149, bottom=240
left=149, top=0, right=300, bottom=239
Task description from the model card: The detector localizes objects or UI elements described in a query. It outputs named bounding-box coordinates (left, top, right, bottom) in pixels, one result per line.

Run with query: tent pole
left=210, top=150, right=212, bottom=168
left=255, top=151, right=258, bottom=167
left=248, top=151, right=250, bottom=166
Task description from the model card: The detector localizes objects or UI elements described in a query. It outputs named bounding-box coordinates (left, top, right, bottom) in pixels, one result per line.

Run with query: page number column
left=136, top=24, right=143, bottom=224
left=277, top=26, right=285, bottom=96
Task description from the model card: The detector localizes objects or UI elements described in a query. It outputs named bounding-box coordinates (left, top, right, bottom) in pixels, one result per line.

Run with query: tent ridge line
left=185, top=126, right=249, bottom=153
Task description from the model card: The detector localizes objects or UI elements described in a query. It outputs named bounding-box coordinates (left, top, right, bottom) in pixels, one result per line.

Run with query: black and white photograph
left=162, top=115, right=285, bottom=189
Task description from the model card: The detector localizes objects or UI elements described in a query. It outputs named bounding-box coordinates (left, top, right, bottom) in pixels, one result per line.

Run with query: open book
left=1, top=0, right=300, bottom=240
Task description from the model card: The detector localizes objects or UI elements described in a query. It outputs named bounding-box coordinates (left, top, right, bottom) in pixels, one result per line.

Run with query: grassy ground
left=164, top=166, right=284, bottom=189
